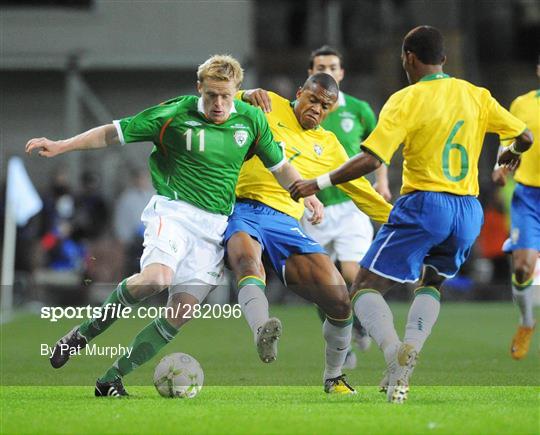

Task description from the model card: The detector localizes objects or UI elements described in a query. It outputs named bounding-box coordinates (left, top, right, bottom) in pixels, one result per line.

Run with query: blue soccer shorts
left=224, top=199, right=326, bottom=283
left=360, top=191, right=484, bottom=283
left=503, top=183, right=540, bottom=253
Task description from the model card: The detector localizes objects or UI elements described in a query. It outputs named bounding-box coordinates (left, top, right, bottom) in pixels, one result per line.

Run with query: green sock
left=99, top=317, right=179, bottom=382
left=79, top=279, right=139, bottom=342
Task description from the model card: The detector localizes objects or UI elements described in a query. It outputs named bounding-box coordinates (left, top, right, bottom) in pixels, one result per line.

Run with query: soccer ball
left=153, top=353, right=204, bottom=398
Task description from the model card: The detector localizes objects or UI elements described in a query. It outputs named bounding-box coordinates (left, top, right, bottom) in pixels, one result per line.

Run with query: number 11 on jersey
left=184, top=129, right=205, bottom=152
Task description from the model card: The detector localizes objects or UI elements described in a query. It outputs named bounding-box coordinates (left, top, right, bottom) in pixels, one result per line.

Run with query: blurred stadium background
left=1, top=0, right=540, bottom=312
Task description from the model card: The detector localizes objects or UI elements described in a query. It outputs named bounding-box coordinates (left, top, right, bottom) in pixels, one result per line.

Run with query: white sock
left=238, top=284, right=269, bottom=342
left=512, top=277, right=535, bottom=328
left=323, top=320, right=352, bottom=381
left=353, top=291, right=400, bottom=364
left=404, top=289, right=441, bottom=353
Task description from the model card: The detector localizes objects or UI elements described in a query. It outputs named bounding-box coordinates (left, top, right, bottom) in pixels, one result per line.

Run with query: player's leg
left=506, top=183, right=540, bottom=358
left=95, top=283, right=213, bottom=397
left=341, top=261, right=372, bottom=352
left=51, top=195, right=183, bottom=368
left=354, top=192, right=460, bottom=402
left=50, top=262, right=173, bottom=369
left=403, top=265, right=444, bottom=352
left=333, top=204, right=376, bottom=356
left=285, top=253, right=355, bottom=394
left=350, top=268, right=398, bottom=364
left=510, top=248, right=538, bottom=359
left=95, top=197, right=228, bottom=396
left=226, top=231, right=281, bottom=363
left=224, top=203, right=282, bottom=363
left=394, top=193, right=483, bottom=402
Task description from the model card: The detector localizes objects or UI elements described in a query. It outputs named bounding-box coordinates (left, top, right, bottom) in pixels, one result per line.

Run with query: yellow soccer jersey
left=235, top=92, right=391, bottom=223
left=362, top=73, right=527, bottom=196
left=505, top=90, right=540, bottom=187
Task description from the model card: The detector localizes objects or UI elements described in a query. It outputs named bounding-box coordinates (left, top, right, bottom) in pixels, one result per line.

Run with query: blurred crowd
left=3, top=167, right=153, bottom=302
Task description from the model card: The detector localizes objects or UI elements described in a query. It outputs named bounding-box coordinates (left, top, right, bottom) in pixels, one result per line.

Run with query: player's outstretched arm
left=25, top=124, right=120, bottom=158
left=240, top=88, right=272, bottom=113
left=497, top=128, right=533, bottom=169
left=289, top=151, right=381, bottom=201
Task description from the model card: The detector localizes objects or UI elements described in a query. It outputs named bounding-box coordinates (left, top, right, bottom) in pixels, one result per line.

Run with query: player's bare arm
left=25, top=124, right=120, bottom=158
left=289, top=151, right=381, bottom=201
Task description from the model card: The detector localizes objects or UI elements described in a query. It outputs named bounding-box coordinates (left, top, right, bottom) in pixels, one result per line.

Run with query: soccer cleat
left=342, top=349, right=357, bottom=370
left=50, top=326, right=88, bottom=369
left=386, top=343, right=417, bottom=404
left=95, top=377, right=129, bottom=397
left=510, top=323, right=536, bottom=360
left=324, top=374, right=357, bottom=395
left=352, top=323, right=372, bottom=352
left=256, top=317, right=282, bottom=363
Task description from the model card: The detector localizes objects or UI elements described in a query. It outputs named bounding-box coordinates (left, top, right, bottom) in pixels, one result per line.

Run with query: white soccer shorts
left=301, top=200, right=374, bottom=263
left=139, top=195, right=228, bottom=296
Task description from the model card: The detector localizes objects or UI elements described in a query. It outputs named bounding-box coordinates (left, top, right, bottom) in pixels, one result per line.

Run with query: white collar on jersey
left=337, top=91, right=346, bottom=107
left=197, top=97, right=237, bottom=115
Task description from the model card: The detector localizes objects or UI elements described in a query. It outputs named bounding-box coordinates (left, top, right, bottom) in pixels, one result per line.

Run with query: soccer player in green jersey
left=26, top=54, right=322, bottom=397
left=290, top=27, right=533, bottom=403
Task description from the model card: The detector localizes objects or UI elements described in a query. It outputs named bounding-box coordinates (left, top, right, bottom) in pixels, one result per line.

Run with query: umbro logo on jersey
left=313, top=144, right=323, bottom=156
left=185, top=120, right=202, bottom=127
left=234, top=130, right=249, bottom=147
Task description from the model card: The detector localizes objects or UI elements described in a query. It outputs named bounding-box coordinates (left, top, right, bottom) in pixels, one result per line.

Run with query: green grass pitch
left=1, top=302, right=539, bottom=434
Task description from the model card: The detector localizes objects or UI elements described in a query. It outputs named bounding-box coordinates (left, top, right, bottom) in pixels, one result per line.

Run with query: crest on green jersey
left=234, top=130, right=249, bottom=147
left=340, top=118, right=354, bottom=133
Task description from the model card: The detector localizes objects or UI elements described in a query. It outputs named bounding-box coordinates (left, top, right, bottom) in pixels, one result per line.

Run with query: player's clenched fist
left=289, top=179, right=319, bottom=201
left=25, top=137, right=64, bottom=158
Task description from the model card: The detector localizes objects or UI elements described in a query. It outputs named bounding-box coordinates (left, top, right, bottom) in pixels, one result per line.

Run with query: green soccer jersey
left=114, top=96, right=285, bottom=215
left=317, top=91, right=377, bottom=206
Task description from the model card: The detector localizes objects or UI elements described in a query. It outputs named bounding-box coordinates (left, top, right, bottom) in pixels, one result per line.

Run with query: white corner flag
left=1, top=156, right=43, bottom=317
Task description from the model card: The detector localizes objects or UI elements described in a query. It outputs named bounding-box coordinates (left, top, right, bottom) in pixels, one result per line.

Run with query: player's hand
left=304, top=195, right=324, bottom=225
left=374, top=181, right=392, bottom=201
left=25, top=137, right=64, bottom=158
left=243, top=89, right=272, bottom=113
left=289, top=179, right=319, bottom=201
left=497, top=148, right=521, bottom=172
left=491, top=166, right=510, bottom=187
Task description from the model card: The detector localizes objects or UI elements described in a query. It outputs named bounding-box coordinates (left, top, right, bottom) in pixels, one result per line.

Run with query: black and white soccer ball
left=153, top=353, right=204, bottom=398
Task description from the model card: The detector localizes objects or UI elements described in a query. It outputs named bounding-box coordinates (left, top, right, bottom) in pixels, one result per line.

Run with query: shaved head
left=403, top=25, right=445, bottom=65
left=302, top=73, right=339, bottom=98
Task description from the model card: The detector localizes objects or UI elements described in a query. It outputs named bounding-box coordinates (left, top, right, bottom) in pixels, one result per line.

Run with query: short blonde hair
left=197, top=54, right=244, bottom=88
